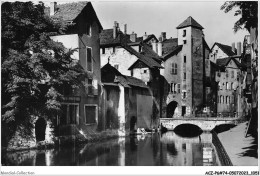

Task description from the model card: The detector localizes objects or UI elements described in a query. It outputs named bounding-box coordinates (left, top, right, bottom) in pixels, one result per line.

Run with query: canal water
left=2, top=132, right=219, bottom=166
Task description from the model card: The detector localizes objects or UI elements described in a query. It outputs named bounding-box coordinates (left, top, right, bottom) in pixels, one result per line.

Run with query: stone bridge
left=160, top=117, right=238, bottom=131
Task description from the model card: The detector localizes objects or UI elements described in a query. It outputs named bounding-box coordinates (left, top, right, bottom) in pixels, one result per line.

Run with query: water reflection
left=2, top=132, right=218, bottom=166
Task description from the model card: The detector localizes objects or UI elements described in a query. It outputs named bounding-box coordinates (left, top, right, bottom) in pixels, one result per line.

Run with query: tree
left=1, top=2, right=84, bottom=146
left=221, top=1, right=258, bottom=33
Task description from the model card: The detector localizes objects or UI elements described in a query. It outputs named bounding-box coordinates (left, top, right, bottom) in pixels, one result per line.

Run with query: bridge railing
left=195, top=112, right=244, bottom=118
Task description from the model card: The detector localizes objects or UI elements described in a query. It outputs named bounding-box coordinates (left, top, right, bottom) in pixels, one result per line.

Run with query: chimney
left=113, top=21, right=117, bottom=39
left=124, top=24, right=127, bottom=34
left=157, top=37, right=162, bottom=56
left=130, top=32, right=137, bottom=42
left=50, top=2, right=57, bottom=16
left=237, top=42, right=242, bottom=55
left=161, top=32, right=166, bottom=41
left=152, top=40, right=157, bottom=53
left=143, top=32, right=148, bottom=40
left=231, top=42, right=236, bottom=53
left=116, top=22, right=120, bottom=32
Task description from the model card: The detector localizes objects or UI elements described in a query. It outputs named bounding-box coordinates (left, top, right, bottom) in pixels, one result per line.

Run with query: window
left=182, top=106, right=186, bottom=116
left=171, top=63, right=177, bottom=75
left=86, top=47, right=92, bottom=72
left=183, top=72, right=186, bottom=80
left=114, top=64, right=119, bottom=70
left=183, top=30, right=186, bottom=37
left=219, top=96, right=222, bottom=103
left=229, top=96, right=231, bottom=104
left=85, top=78, right=97, bottom=95
left=184, top=55, right=186, bottom=63
left=170, top=83, right=173, bottom=93
left=113, top=47, right=116, bottom=53
left=177, top=84, right=181, bottom=93
left=102, top=48, right=105, bottom=54
left=231, top=70, right=234, bottom=78
left=231, top=83, right=233, bottom=90
left=226, top=96, right=228, bottom=104
left=183, top=92, right=186, bottom=99
left=226, top=82, right=229, bottom=90
left=183, top=40, right=187, bottom=44
left=85, top=105, right=97, bottom=124
left=87, top=23, right=91, bottom=36
left=143, top=69, right=147, bottom=73
left=218, top=82, right=222, bottom=90
left=226, top=70, right=229, bottom=77
left=60, top=104, right=79, bottom=125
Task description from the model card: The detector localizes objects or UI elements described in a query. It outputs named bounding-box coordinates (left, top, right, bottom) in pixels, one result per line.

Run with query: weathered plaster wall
left=191, top=28, right=204, bottom=113
left=100, top=47, right=138, bottom=76
left=216, top=60, right=242, bottom=114
left=132, top=68, right=151, bottom=83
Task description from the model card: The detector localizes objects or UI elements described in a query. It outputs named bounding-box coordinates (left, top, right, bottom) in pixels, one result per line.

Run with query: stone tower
left=176, top=16, right=205, bottom=116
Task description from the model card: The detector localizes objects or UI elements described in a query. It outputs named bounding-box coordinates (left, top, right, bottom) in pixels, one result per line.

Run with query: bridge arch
left=167, top=101, right=178, bottom=118
left=174, top=123, right=203, bottom=137
left=160, top=118, right=237, bottom=131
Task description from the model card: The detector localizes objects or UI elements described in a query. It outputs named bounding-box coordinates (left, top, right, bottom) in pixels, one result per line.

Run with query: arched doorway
left=35, top=118, right=47, bottom=142
left=167, top=101, right=178, bottom=118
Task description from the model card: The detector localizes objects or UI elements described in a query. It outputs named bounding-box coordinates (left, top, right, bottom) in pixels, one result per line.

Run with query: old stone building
left=48, top=2, right=103, bottom=136
left=241, top=28, right=258, bottom=135
left=215, top=57, right=246, bottom=117
left=158, top=16, right=210, bottom=118
left=100, top=23, right=163, bottom=123
left=101, top=63, right=156, bottom=135
left=209, top=41, right=247, bottom=117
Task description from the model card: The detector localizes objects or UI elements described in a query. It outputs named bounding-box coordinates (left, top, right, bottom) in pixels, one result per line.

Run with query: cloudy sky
left=45, top=1, right=250, bottom=48
left=91, top=1, right=249, bottom=48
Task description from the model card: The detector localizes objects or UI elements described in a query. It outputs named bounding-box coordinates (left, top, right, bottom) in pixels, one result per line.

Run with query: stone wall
left=6, top=117, right=54, bottom=151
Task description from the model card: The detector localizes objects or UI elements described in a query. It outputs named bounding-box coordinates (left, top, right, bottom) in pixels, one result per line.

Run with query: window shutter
left=93, top=79, right=98, bottom=95
left=87, top=48, right=92, bottom=71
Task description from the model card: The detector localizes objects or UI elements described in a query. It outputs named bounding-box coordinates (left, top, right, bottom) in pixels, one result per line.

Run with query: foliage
left=221, top=1, right=258, bottom=33
left=1, top=1, right=84, bottom=145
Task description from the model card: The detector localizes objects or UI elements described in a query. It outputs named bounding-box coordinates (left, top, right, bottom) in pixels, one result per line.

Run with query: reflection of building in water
left=160, top=131, right=216, bottom=166
left=203, top=146, right=213, bottom=166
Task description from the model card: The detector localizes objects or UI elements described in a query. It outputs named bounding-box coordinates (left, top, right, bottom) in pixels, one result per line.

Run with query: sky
left=44, top=1, right=250, bottom=48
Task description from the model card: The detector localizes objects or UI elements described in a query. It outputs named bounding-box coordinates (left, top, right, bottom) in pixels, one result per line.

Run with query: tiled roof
left=123, top=44, right=163, bottom=69
left=100, top=29, right=131, bottom=46
left=125, top=76, right=148, bottom=88
left=100, top=29, right=162, bottom=68
left=45, top=2, right=102, bottom=28
left=216, top=57, right=231, bottom=67
left=140, top=43, right=162, bottom=62
left=162, top=45, right=183, bottom=61
left=214, top=43, right=237, bottom=56
left=177, top=16, right=204, bottom=29
left=216, top=57, right=245, bottom=70
left=101, top=63, right=148, bottom=88
left=162, top=38, right=178, bottom=56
